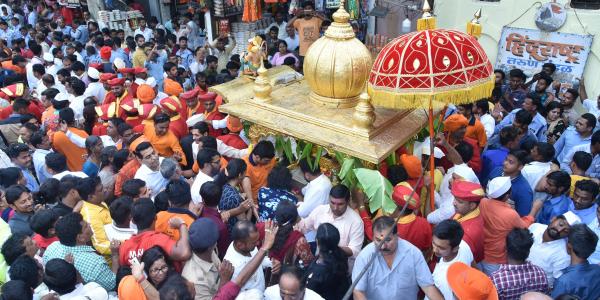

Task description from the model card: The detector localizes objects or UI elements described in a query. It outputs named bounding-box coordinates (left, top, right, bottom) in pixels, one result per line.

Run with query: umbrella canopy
left=367, top=28, right=495, bottom=109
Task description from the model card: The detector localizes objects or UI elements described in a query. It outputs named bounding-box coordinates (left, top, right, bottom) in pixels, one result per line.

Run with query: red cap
left=100, top=46, right=112, bottom=60
left=133, top=67, right=148, bottom=74
left=451, top=180, right=485, bottom=202
left=119, top=67, right=135, bottom=74
left=160, top=96, right=182, bottom=115
left=99, top=73, right=117, bottom=83
left=89, top=63, right=102, bottom=70
left=107, top=77, right=127, bottom=87
left=198, top=92, right=217, bottom=102
left=180, top=88, right=199, bottom=101
left=392, top=182, right=420, bottom=210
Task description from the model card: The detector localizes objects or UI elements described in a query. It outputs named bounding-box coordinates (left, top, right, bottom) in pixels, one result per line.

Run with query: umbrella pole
left=428, top=103, right=435, bottom=212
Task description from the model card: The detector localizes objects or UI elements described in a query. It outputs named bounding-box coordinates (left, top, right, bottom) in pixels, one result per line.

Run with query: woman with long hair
left=305, top=223, right=350, bottom=300
left=257, top=200, right=314, bottom=283
left=98, top=146, right=118, bottom=201
left=82, top=135, right=104, bottom=177
left=118, top=246, right=176, bottom=300
left=82, top=102, right=98, bottom=135
left=34, top=178, right=60, bottom=206
left=213, top=158, right=252, bottom=232
left=544, top=101, right=566, bottom=145
left=258, top=165, right=297, bottom=222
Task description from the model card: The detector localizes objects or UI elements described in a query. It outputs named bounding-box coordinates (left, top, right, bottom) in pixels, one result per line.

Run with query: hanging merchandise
left=288, top=0, right=300, bottom=15
left=213, top=0, right=243, bottom=17
left=242, top=0, right=262, bottom=22
left=347, top=0, right=359, bottom=20
left=218, top=19, right=230, bottom=35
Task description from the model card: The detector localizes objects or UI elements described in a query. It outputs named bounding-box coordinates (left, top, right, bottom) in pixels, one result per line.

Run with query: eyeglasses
left=150, top=265, right=168, bottom=274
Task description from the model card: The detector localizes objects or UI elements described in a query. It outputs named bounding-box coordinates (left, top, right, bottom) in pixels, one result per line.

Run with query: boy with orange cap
left=451, top=180, right=485, bottom=263
left=357, top=182, right=432, bottom=254
left=200, top=92, right=224, bottom=137
left=439, top=114, right=482, bottom=174
left=217, top=116, right=247, bottom=150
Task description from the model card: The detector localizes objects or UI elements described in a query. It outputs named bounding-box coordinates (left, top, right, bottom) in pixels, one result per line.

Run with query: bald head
left=520, top=292, right=553, bottom=300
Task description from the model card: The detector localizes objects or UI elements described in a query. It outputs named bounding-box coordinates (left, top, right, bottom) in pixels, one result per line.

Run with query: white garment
left=84, top=82, right=107, bottom=104
left=59, top=282, right=108, bottom=300
left=190, top=60, right=207, bottom=75
left=186, top=20, right=200, bottom=50
left=582, top=98, right=600, bottom=119
left=70, top=95, right=86, bottom=121
left=560, top=142, right=591, bottom=173
left=99, top=136, right=118, bottom=148
left=521, top=161, right=552, bottom=191
left=427, top=240, right=474, bottom=300
left=527, top=223, right=570, bottom=288
left=190, top=170, right=214, bottom=204
left=134, top=27, right=154, bottom=42
left=268, top=21, right=288, bottom=40
left=264, top=285, right=324, bottom=300
left=428, top=163, right=479, bottom=224
left=52, top=170, right=88, bottom=180
left=480, top=113, right=495, bottom=139
left=134, top=159, right=168, bottom=199
left=284, top=33, right=300, bottom=52
left=297, top=174, right=333, bottom=242
left=103, top=223, right=137, bottom=242
left=223, top=244, right=271, bottom=292
left=153, top=91, right=168, bottom=106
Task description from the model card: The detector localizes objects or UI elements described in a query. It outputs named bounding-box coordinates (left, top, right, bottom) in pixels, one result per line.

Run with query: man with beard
left=568, top=179, right=599, bottom=224
left=102, top=77, right=133, bottom=118
left=143, top=113, right=186, bottom=166
left=527, top=212, right=580, bottom=288
left=190, top=148, right=221, bottom=204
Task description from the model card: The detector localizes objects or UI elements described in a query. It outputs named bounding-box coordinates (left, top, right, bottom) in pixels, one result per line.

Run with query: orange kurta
left=114, top=160, right=141, bottom=197
left=143, top=124, right=187, bottom=166
left=154, top=210, right=196, bottom=241
left=465, top=117, right=488, bottom=148
left=53, top=127, right=89, bottom=171
left=242, top=155, right=276, bottom=200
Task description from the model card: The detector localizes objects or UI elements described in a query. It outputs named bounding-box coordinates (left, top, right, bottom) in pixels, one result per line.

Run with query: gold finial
left=325, top=0, right=354, bottom=39
left=253, top=60, right=272, bottom=102
left=466, top=8, right=483, bottom=38
left=417, top=0, right=436, bottom=31
left=352, top=91, right=376, bottom=130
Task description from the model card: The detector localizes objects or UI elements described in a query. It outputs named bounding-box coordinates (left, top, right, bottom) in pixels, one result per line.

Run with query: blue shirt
left=489, top=167, right=534, bottom=216
left=495, top=109, right=547, bottom=142
left=551, top=262, right=600, bottom=299
left=568, top=202, right=598, bottom=225
left=176, top=48, right=194, bottom=70
left=588, top=217, right=600, bottom=265
left=146, top=52, right=167, bottom=92
left=480, top=147, right=509, bottom=186
left=73, top=25, right=89, bottom=45
left=18, top=165, right=39, bottom=192
left=536, top=194, right=570, bottom=225
left=82, top=160, right=99, bottom=177
left=110, top=48, right=131, bottom=68
left=554, top=127, right=592, bottom=163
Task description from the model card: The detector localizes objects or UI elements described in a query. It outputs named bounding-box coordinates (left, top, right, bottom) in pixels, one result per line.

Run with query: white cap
left=186, top=113, right=205, bottom=128
left=145, top=77, right=157, bottom=88
left=487, top=176, right=512, bottom=199
left=422, top=144, right=445, bottom=159
left=113, top=57, right=125, bottom=70
left=88, top=67, right=100, bottom=80
left=452, top=164, right=479, bottom=184
left=70, top=282, right=109, bottom=300
left=54, top=92, right=72, bottom=102
left=562, top=211, right=582, bottom=226
left=43, top=53, right=54, bottom=62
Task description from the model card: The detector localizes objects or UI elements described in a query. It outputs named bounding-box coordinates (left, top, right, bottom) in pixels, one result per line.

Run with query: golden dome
left=303, top=1, right=372, bottom=108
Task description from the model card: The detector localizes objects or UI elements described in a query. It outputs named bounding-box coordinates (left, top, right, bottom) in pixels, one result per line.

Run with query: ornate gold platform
left=214, top=66, right=438, bottom=164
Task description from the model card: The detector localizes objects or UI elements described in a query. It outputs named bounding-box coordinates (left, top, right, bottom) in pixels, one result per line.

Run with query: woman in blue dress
left=258, top=165, right=298, bottom=222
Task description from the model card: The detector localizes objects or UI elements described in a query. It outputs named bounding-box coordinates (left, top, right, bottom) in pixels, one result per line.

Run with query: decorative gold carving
left=253, top=61, right=272, bottom=102
left=353, top=91, right=376, bottom=130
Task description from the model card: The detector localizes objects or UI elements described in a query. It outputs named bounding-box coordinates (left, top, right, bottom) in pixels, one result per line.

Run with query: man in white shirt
left=133, top=142, right=168, bottom=199
left=83, top=68, right=105, bottom=103
left=224, top=220, right=273, bottom=293
left=29, top=64, right=45, bottom=97
left=104, top=196, right=137, bottom=242
left=296, top=158, right=332, bottom=243
left=134, top=19, right=153, bottom=42
left=297, top=185, right=364, bottom=270
left=522, top=142, right=555, bottom=192
left=68, top=80, right=86, bottom=122
left=45, top=152, right=88, bottom=180
left=264, top=266, right=324, bottom=300
left=474, top=99, right=495, bottom=140
left=30, top=131, right=53, bottom=185
left=429, top=220, right=474, bottom=300
left=190, top=148, right=220, bottom=204
left=527, top=212, right=580, bottom=287
left=284, top=26, right=300, bottom=52
left=268, top=11, right=288, bottom=40
left=26, top=44, right=44, bottom=89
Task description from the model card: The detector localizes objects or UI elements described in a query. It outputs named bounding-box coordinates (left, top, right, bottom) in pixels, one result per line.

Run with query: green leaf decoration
left=313, top=146, right=323, bottom=172
left=282, top=139, right=295, bottom=163
left=338, top=157, right=357, bottom=188
left=300, top=142, right=313, bottom=170
left=354, top=168, right=395, bottom=214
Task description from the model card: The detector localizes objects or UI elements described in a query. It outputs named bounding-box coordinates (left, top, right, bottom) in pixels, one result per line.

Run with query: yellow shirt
left=133, top=48, right=147, bottom=68
left=80, top=201, right=113, bottom=256
left=570, top=175, right=590, bottom=198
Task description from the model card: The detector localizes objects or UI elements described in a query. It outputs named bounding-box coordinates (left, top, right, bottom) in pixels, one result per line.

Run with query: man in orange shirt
left=53, top=108, right=88, bottom=171
left=457, top=103, right=487, bottom=148
left=479, top=176, right=536, bottom=276
left=143, top=113, right=186, bottom=166
left=287, top=2, right=326, bottom=58
left=242, top=141, right=276, bottom=201
left=439, top=114, right=482, bottom=174
left=155, top=179, right=197, bottom=241
left=1, top=55, right=27, bottom=74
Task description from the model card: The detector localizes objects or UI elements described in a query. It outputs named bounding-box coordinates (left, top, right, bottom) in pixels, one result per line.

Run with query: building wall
left=434, top=0, right=600, bottom=97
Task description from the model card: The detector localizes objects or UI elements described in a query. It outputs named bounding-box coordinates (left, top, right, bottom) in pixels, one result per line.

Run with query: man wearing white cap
left=478, top=176, right=536, bottom=276
left=528, top=212, right=580, bottom=288
left=145, top=78, right=168, bottom=106
left=43, top=53, right=58, bottom=77
left=427, top=134, right=479, bottom=225
left=83, top=67, right=105, bottom=104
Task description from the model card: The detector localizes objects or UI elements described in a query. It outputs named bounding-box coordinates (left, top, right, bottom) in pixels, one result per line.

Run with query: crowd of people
left=0, top=0, right=597, bottom=300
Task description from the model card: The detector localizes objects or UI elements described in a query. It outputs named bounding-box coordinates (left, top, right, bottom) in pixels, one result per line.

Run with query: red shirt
left=454, top=209, right=485, bottom=263
left=218, top=134, right=247, bottom=150
left=205, top=111, right=225, bottom=137
left=93, top=124, right=107, bottom=136
left=118, top=230, right=176, bottom=266
left=169, top=117, right=188, bottom=140
left=32, top=234, right=59, bottom=251
left=360, top=211, right=432, bottom=252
